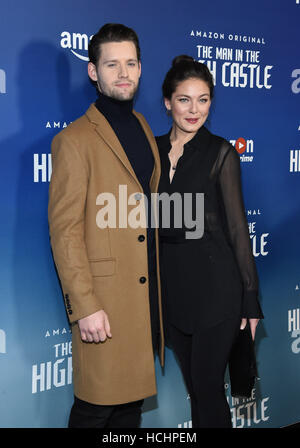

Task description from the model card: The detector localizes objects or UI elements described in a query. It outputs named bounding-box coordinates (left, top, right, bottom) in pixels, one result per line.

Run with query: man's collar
left=95, top=92, right=133, bottom=116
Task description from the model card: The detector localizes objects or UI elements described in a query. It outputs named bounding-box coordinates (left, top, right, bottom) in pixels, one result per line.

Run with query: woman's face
left=165, top=77, right=211, bottom=136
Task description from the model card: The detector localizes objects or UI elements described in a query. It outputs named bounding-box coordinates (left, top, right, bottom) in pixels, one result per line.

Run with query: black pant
left=68, top=396, right=144, bottom=428
left=168, top=317, right=240, bottom=428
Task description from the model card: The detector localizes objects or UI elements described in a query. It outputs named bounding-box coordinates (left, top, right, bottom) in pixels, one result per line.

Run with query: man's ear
left=88, top=62, right=98, bottom=82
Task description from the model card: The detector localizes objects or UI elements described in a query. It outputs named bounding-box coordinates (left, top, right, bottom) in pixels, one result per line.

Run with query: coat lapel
left=86, top=104, right=141, bottom=188
left=86, top=103, right=160, bottom=194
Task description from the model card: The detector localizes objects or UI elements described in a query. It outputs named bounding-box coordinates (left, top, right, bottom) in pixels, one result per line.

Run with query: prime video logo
left=0, top=69, right=6, bottom=94
left=60, top=31, right=93, bottom=61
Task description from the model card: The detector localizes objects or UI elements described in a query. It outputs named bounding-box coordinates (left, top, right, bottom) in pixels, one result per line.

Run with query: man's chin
left=111, top=86, right=138, bottom=101
left=113, top=92, right=135, bottom=101
left=115, top=95, right=134, bottom=101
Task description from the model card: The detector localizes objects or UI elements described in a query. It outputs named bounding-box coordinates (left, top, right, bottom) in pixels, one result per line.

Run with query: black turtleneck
left=95, top=93, right=154, bottom=197
left=95, top=93, right=159, bottom=350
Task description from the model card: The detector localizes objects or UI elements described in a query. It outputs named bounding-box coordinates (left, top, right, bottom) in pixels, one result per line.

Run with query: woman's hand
left=240, top=318, right=260, bottom=340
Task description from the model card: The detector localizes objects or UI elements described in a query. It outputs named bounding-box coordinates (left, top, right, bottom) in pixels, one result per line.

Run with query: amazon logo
left=60, top=31, right=93, bottom=61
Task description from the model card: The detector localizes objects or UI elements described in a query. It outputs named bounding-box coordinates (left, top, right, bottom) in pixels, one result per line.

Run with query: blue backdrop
left=0, top=0, right=299, bottom=428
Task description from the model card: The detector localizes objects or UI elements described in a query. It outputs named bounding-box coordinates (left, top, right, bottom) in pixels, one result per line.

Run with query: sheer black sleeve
left=217, top=142, right=264, bottom=319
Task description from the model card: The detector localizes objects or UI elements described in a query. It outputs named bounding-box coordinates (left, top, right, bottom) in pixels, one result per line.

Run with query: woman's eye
left=178, top=98, right=188, bottom=102
left=200, top=98, right=208, bottom=103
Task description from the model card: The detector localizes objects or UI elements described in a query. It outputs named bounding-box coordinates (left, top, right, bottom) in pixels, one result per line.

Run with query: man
left=48, top=23, right=164, bottom=428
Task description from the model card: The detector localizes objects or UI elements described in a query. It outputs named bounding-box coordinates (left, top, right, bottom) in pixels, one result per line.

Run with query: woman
left=157, top=55, right=263, bottom=428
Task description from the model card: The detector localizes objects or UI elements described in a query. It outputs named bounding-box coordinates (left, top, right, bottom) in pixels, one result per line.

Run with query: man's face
left=88, top=41, right=141, bottom=101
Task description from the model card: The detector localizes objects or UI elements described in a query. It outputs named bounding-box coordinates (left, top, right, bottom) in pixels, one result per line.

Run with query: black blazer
left=156, top=126, right=263, bottom=333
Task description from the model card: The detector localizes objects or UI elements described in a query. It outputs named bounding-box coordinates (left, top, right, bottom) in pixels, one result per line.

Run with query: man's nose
left=118, top=63, right=129, bottom=78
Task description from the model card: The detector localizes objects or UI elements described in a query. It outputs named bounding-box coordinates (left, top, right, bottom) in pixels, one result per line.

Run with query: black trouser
left=168, top=317, right=240, bottom=428
left=68, top=396, right=144, bottom=428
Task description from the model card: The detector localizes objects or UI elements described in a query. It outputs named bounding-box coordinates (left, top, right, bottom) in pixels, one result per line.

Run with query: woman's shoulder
left=206, top=128, right=229, bottom=147
left=207, top=130, right=240, bottom=174
left=208, top=130, right=236, bottom=156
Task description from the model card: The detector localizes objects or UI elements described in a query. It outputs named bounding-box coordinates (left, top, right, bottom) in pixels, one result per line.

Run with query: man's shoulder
left=53, top=107, right=93, bottom=142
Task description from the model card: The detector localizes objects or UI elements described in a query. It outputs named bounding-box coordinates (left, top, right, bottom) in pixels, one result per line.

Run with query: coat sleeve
left=218, top=143, right=264, bottom=319
left=48, top=131, right=102, bottom=323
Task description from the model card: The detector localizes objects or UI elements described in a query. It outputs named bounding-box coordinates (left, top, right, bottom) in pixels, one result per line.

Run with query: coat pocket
left=88, top=258, right=116, bottom=277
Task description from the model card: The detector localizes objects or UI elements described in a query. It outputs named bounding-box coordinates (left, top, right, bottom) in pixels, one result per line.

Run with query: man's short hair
left=88, top=23, right=141, bottom=66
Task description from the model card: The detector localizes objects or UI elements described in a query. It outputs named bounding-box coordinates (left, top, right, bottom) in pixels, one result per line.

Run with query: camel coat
left=48, top=103, right=164, bottom=405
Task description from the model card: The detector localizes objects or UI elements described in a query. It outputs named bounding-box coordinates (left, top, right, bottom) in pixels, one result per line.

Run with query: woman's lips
left=185, top=118, right=199, bottom=124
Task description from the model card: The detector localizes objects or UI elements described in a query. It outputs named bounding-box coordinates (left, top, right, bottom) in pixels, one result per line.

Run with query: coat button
left=138, top=235, right=145, bottom=242
left=139, top=276, right=147, bottom=284
left=135, top=193, right=142, bottom=201
left=68, top=310, right=73, bottom=315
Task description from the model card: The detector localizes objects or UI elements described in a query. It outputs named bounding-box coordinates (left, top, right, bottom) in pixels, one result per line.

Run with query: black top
left=156, top=126, right=263, bottom=332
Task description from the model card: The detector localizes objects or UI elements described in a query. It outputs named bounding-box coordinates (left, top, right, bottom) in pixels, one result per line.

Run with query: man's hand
left=78, top=310, right=112, bottom=343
